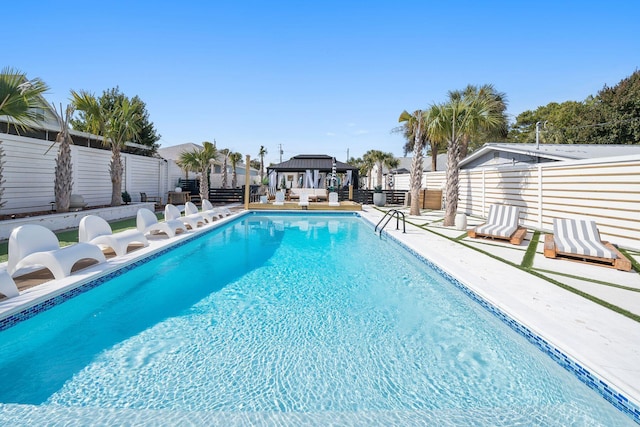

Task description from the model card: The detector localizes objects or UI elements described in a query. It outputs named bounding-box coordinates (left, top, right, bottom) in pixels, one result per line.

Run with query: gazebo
left=266, top=154, right=359, bottom=195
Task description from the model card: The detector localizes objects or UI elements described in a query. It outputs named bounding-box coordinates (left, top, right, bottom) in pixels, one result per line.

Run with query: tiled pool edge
left=374, top=224, right=640, bottom=424
left=0, top=212, right=250, bottom=331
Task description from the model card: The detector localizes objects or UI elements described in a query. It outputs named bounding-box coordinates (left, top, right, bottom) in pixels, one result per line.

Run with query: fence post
left=244, top=155, right=251, bottom=210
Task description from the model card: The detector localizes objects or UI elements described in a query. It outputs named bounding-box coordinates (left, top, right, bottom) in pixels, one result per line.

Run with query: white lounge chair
left=298, top=193, right=309, bottom=209
left=7, top=224, right=106, bottom=280
left=185, top=201, right=217, bottom=223
left=274, top=191, right=285, bottom=206
left=468, top=204, right=526, bottom=245
left=202, top=199, right=225, bottom=220
left=544, top=218, right=631, bottom=271
left=0, top=269, right=19, bottom=298
left=328, top=192, right=340, bottom=207
left=165, top=203, right=205, bottom=230
left=79, top=215, right=149, bottom=257
left=137, top=208, right=187, bottom=238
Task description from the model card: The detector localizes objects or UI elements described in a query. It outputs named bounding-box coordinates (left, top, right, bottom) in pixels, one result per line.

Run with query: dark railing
left=345, top=189, right=407, bottom=205
left=208, top=188, right=245, bottom=204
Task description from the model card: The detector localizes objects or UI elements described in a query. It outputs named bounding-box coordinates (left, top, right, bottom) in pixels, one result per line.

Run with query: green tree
left=591, top=70, right=640, bottom=144
left=399, top=110, right=427, bottom=216
left=428, top=86, right=505, bottom=226
left=71, top=90, right=142, bottom=206
left=71, top=87, right=160, bottom=156
left=177, top=141, right=218, bottom=202
left=229, top=152, right=242, bottom=187
left=0, top=68, right=49, bottom=209
left=258, top=145, right=267, bottom=183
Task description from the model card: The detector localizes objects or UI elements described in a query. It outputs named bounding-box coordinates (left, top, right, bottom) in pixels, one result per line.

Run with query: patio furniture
left=167, top=191, right=190, bottom=205
left=274, top=191, right=285, bottom=206
left=7, top=224, right=106, bottom=280
left=0, top=269, right=19, bottom=298
left=328, top=192, right=340, bottom=207
left=298, top=193, right=309, bottom=209
left=140, top=192, right=161, bottom=205
left=137, top=208, right=187, bottom=238
left=79, top=215, right=149, bottom=257
left=544, top=218, right=631, bottom=271
left=202, top=200, right=225, bottom=220
left=165, top=203, right=205, bottom=230
left=468, top=204, right=527, bottom=245
left=185, top=201, right=217, bottom=223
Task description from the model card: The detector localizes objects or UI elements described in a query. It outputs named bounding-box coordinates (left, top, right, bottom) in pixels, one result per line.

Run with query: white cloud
left=326, top=132, right=336, bottom=137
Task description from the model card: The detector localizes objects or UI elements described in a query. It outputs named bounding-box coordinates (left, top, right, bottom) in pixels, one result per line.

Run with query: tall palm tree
left=361, top=150, right=377, bottom=189
left=49, top=104, right=75, bottom=213
left=177, top=141, right=218, bottom=202
left=370, top=150, right=397, bottom=188
left=258, top=145, right=267, bottom=183
left=71, top=90, right=142, bottom=206
left=219, top=148, right=230, bottom=188
left=428, top=86, right=505, bottom=226
left=399, top=110, right=427, bottom=216
left=451, top=84, right=508, bottom=158
left=229, top=152, right=242, bottom=188
left=0, top=68, right=49, bottom=209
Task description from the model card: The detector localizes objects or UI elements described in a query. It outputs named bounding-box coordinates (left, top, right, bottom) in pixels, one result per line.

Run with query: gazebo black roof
left=267, top=154, right=358, bottom=172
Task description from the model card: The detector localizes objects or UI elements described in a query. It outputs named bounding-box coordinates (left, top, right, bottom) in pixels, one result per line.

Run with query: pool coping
left=0, top=208, right=638, bottom=423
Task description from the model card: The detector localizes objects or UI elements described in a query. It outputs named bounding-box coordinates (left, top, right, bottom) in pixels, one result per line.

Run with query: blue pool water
left=0, top=213, right=634, bottom=425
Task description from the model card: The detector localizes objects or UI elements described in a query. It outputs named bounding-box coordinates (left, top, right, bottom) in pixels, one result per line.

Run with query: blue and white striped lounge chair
left=544, top=218, right=631, bottom=271
left=467, top=204, right=527, bottom=245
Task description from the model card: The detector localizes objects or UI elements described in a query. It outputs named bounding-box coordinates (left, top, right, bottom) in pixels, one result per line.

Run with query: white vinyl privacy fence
left=395, top=155, right=640, bottom=250
left=0, top=133, right=168, bottom=215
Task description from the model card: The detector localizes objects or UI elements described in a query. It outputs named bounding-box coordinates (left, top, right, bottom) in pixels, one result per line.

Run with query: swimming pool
left=0, top=212, right=635, bottom=425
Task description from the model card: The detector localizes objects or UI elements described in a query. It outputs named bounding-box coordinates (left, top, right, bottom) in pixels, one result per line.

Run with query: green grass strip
left=521, top=231, right=540, bottom=269
left=533, top=268, right=640, bottom=292
left=619, top=248, right=640, bottom=272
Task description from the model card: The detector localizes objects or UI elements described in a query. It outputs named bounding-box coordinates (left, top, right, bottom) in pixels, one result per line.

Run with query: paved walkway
left=360, top=205, right=640, bottom=410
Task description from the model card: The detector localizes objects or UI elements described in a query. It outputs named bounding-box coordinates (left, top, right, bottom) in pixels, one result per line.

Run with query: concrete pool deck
left=0, top=205, right=638, bottom=420
left=360, top=206, right=640, bottom=412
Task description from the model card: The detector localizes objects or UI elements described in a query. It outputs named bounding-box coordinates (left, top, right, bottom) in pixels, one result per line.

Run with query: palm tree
left=399, top=110, right=427, bottom=216
left=0, top=68, right=49, bottom=209
left=71, top=90, right=142, bottom=206
left=370, top=150, right=397, bottom=188
left=361, top=150, right=377, bottom=189
left=427, top=86, right=505, bottom=226
left=177, top=141, right=218, bottom=202
left=219, top=148, right=230, bottom=188
left=452, top=84, right=508, bottom=158
left=399, top=116, right=441, bottom=172
left=229, top=152, right=242, bottom=188
left=258, top=145, right=267, bottom=183
left=49, top=104, right=75, bottom=213
left=0, top=67, right=49, bottom=131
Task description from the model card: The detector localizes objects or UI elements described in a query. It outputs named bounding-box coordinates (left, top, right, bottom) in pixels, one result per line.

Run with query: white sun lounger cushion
left=164, top=204, right=205, bottom=230
left=474, top=205, right=520, bottom=238
left=79, top=215, right=149, bottom=257
left=7, top=224, right=106, bottom=280
left=553, top=218, right=617, bottom=259
left=137, top=208, right=187, bottom=238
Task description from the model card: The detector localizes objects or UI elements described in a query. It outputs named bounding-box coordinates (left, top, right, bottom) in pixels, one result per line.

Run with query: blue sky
left=6, top=1, right=639, bottom=165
